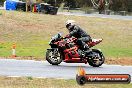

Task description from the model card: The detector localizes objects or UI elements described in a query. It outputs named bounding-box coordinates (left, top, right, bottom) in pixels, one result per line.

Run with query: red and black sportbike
left=46, top=33, right=105, bottom=67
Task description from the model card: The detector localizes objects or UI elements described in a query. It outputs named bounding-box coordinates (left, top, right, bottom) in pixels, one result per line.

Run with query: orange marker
left=12, top=43, right=16, bottom=58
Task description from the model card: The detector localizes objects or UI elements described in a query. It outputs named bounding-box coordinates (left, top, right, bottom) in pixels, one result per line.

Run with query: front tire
left=46, top=49, right=62, bottom=65
left=87, top=49, right=105, bottom=67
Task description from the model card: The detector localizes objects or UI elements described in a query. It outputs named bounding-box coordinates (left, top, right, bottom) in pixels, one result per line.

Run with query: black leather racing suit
left=68, top=25, right=91, bottom=50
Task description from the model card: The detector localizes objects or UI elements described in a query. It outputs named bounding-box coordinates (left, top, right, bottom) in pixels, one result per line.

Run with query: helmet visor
left=66, top=24, right=70, bottom=29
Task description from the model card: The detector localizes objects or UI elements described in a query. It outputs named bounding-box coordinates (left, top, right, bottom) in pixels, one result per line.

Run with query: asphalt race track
left=58, top=12, right=132, bottom=21
left=0, top=59, right=132, bottom=82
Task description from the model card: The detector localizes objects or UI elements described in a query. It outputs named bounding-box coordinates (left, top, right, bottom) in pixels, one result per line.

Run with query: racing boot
left=83, top=44, right=91, bottom=53
left=78, top=49, right=85, bottom=61
left=83, top=44, right=92, bottom=57
left=80, top=44, right=91, bottom=61
left=80, top=44, right=90, bottom=61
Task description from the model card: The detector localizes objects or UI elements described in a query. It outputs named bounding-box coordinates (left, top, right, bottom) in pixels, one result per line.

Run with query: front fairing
left=49, top=33, right=62, bottom=45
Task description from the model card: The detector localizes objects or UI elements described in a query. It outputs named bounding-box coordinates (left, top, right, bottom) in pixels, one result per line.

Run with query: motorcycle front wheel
left=46, top=49, right=62, bottom=65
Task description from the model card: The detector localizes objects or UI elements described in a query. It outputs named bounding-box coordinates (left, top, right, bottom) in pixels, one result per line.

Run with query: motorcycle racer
left=46, top=29, right=105, bottom=66
left=65, top=20, right=92, bottom=58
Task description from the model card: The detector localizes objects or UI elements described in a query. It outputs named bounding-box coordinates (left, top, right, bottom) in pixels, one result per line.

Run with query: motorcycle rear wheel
left=46, top=49, right=62, bottom=65
left=87, top=49, right=105, bottom=67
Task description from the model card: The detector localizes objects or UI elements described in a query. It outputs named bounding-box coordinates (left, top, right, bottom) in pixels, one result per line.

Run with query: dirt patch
left=105, top=57, right=132, bottom=66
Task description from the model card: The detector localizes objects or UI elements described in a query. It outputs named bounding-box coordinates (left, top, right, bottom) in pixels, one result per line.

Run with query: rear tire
left=87, top=49, right=105, bottom=67
left=46, top=49, right=62, bottom=65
